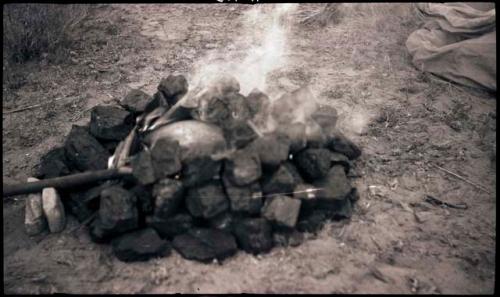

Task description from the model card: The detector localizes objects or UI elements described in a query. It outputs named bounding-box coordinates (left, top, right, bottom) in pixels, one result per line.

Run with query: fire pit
left=26, top=74, right=362, bottom=262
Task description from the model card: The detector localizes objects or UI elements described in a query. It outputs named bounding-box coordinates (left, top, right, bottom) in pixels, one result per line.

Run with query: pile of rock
left=31, top=74, right=361, bottom=263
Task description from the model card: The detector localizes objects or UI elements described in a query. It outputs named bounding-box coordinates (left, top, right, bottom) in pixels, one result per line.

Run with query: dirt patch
left=3, top=4, right=496, bottom=294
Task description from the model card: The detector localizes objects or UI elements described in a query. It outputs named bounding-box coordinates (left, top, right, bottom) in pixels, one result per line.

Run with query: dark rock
left=157, top=74, right=188, bottom=106
left=222, top=176, right=263, bottom=215
left=296, top=210, right=328, bottom=233
left=130, top=150, right=157, bottom=185
left=121, top=89, right=152, bottom=114
left=89, top=220, right=113, bottom=243
left=213, top=75, right=240, bottom=94
left=233, top=218, right=273, bottom=254
left=277, top=122, right=307, bottom=154
left=327, top=130, right=362, bottom=160
left=246, top=88, right=270, bottom=118
left=34, top=147, right=71, bottom=179
left=111, top=228, right=171, bottom=262
left=94, top=185, right=139, bottom=240
left=224, top=148, right=261, bottom=186
left=312, top=104, right=338, bottom=135
left=89, top=105, right=134, bottom=141
left=185, top=181, right=229, bottom=219
left=293, top=183, right=319, bottom=212
left=100, top=139, right=120, bottom=154
left=329, top=197, right=352, bottom=220
left=330, top=152, right=351, bottom=173
left=146, top=213, right=193, bottom=239
left=294, top=148, right=333, bottom=181
left=152, top=178, right=184, bottom=219
left=261, top=162, right=303, bottom=195
left=67, top=183, right=106, bottom=222
left=150, top=138, right=182, bottom=179
left=224, top=92, right=253, bottom=124
left=145, top=91, right=169, bottom=113
left=305, top=120, right=328, bottom=148
left=273, top=228, right=304, bottom=247
left=249, top=133, right=290, bottom=169
left=198, top=91, right=251, bottom=129
left=314, top=165, right=352, bottom=202
left=181, top=156, right=221, bottom=187
left=64, top=125, right=110, bottom=172
left=347, top=187, right=360, bottom=203
left=172, top=228, right=237, bottom=262
left=208, top=212, right=234, bottom=233
left=261, top=195, right=301, bottom=228
left=130, top=185, right=154, bottom=215
left=223, top=120, right=258, bottom=149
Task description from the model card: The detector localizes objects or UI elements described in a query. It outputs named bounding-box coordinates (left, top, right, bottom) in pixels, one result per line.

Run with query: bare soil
left=3, top=4, right=496, bottom=294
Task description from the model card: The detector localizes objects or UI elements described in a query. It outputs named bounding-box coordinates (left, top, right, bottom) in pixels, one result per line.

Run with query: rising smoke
left=188, top=4, right=299, bottom=96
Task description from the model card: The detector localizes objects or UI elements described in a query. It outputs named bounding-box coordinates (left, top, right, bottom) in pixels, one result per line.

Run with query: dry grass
left=3, top=4, right=89, bottom=63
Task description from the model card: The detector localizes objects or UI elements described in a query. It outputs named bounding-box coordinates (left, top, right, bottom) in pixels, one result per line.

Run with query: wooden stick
left=434, top=164, right=492, bottom=195
left=3, top=167, right=132, bottom=198
left=3, top=95, right=82, bottom=115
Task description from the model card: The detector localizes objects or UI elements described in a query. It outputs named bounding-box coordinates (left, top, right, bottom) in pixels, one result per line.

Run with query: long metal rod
left=3, top=167, right=133, bottom=198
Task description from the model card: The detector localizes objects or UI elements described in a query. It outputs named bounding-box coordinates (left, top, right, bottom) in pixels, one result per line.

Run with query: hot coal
left=261, top=162, right=303, bottom=195
left=172, top=228, right=237, bottom=263
left=89, top=105, right=134, bottom=141
left=223, top=120, right=258, bottom=149
left=111, top=228, right=171, bottom=262
left=327, top=130, right=362, bottom=160
left=314, top=165, right=352, bottom=202
left=145, top=91, right=169, bottom=114
left=90, top=185, right=139, bottom=242
left=273, top=227, right=304, bottom=247
left=130, top=150, right=157, bottom=185
left=246, top=88, right=270, bottom=119
left=330, top=152, right=351, bottom=173
left=34, top=147, right=71, bottom=179
left=208, top=211, right=235, bottom=233
left=146, top=212, right=193, bottom=239
left=249, top=133, right=290, bottom=169
left=150, top=138, right=182, bottom=179
left=305, top=120, right=328, bottom=149
left=294, top=148, right=334, bottom=181
left=129, top=185, right=154, bottom=216
left=157, top=74, right=189, bottom=106
left=181, top=156, right=222, bottom=188
left=152, top=178, right=184, bottom=219
left=120, top=89, right=152, bottom=114
left=233, top=218, right=273, bottom=254
left=45, top=75, right=363, bottom=263
left=100, top=139, right=120, bottom=154
left=223, top=148, right=261, bottom=186
left=67, top=183, right=107, bottom=222
left=296, top=209, right=329, bottom=233
left=277, top=122, right=307, bottom=154
left=185, top=181, right=229, bottom=219
left=312, top=104, right=338, bottom=135
left=293, top=183, right=319, bottom=213
left=261, top=195, right=301, bottom=228
left=222, top=176, right=262, bottom=215
left=64, top=125, right=110, bottom=172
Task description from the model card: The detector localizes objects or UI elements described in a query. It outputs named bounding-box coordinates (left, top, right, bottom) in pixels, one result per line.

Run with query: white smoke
left=188, top=4, right=298, bottom=96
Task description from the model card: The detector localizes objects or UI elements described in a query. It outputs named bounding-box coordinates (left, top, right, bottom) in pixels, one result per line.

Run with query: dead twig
left=434, top=164, right=492, bottom=195
left=3, top=95, right=82, bottom=115
left=424, top=195, right=468, bottom=210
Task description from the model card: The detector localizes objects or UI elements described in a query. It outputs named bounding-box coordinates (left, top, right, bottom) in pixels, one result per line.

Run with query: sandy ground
left=3, top=4, right=496, bottom=294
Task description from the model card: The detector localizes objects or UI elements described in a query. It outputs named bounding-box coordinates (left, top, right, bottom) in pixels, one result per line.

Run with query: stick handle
left=3, top=167, right=132, bottom=198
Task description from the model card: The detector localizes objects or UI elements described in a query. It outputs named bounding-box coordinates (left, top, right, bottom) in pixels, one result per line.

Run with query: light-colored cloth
left=406, top=3, right=496, bottom=92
